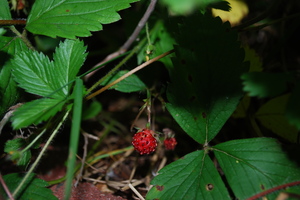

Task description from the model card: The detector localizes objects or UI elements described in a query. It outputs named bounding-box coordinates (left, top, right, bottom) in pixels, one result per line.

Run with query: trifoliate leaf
left=241, top=72, right=293, bottom=98
left=166, top=13, right=248, bottom=144
left=101, top=70, right=147, bottom=92
left=12, top=98, right=67, bottom=129
left=147, top=151, right=231, bottom=200
left=0, top=0, right=12, bottom=19
left=160, top=0, right=222, bottom=15
left=26, top=0, right=139, bottom=38
left=0, top=173, right=58, bottom=200
left=255, top=94, right=298, bottom=142
left=214, top=138, right=300, bottom=199
left=286, top=81, right=300, bottom=130
left=11, top=39, right=86, bottom=98
left=0, top=37, right=27, bottom=116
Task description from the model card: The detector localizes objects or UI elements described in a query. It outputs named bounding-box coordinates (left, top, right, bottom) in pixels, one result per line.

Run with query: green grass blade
left=64, top=78, right=83, bottom=200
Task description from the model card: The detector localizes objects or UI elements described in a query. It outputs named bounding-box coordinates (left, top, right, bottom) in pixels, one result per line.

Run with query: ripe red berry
left=132, top=129, right=157, bottom=155
left=164, top=137, right=177, bottom=150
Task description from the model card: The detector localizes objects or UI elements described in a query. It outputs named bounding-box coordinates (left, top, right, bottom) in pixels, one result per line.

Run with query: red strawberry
left=164, top=137, right=177, bottom=150
left=132, top=129, right=157, bottom=155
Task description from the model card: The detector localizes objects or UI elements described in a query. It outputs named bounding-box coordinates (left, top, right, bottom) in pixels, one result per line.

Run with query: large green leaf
left=166, top=13, right=247, bottom=144
left=0, top=37, right=27, bottom=116
left=12, top=98, right=67, bottom=129
left=146, top=150, right=231, bottom=200
left=255, top=94, right=298, bottom=142
left=160, top=0, right=223, bottom=15
left=26, top=0, right=139, bottom=38
left=213, top=138, right=300, bottom=199
left=0, top=173, right=58, bottom=200
left=0, top=0, right=12, bottom=19
left=12, top=39, right=86, bottom=98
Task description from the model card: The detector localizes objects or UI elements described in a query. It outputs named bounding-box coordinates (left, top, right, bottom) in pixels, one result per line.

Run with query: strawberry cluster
left=132, top=128, right=178, bottom=155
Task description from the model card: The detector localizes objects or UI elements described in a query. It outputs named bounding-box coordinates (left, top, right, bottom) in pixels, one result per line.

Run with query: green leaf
left=101, top=70, right=147, bottom=92
left=12, top=39, right=86, bottom=99
left=241, top=72, right=293, bottom=98
left=26, top=0, right=139, bottom=38
left=137, top=21, right=175, bottom=69
left=4, top=138, right=31, bottom=168
left=244, top=45, right=263, bottom=72
left=82, top=100, right=102, bottom=120
left=0, top=0, right=12, bottom=19
left=12, top=98, right=67, bottom=129
left=255, top=94, right=298, bottom=142
left=0, top=173, right=58, bottom=200
left=52, top=39, right=87, bottom=94
left=213, top=138, right=300, bottom=199
left=160, top=0, right=222, bottom=15
left=0, top=37, right=27, bottom=115
left=286, top=81, right=300, bottom=130
left=146, top=150, right=231, bottom=200
left=166, top=13, right=247, bottom=144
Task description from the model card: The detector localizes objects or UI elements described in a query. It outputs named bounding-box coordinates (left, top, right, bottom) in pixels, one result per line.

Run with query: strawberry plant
left=1, top=0, right=300, bottom=199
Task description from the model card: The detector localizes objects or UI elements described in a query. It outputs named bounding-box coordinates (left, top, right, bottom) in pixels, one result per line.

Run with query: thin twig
left=75, top=132, right=89, bottom=187
left=85, top=0, right=157, bottom=80
left=0, top=173, right=14, bottom=200
left=0, top=103, right=22, bottom=135
left=128, top=183, right=145, bottom=200
left=85, top=49, right=175, bottom=100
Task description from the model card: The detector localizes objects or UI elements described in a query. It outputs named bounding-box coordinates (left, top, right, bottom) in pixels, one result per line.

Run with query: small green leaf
left=12, top=98, right=67, bottom=129
left=147, top=150, right=231, bottom=200
left=160, top=0, right=222, bottom=15
left=241, top=72, right=293, bottom=98
left=0, top=173, right=58, bottom=200
left=0, top=37, right=27, bottom=115
left=0, top=0, right=12, bottom=19
left=4, top=138, right=31, bottom=169
left=244, top=46, right=263, bottom=72
left=213, top=138, right=300, bottom=199
left=82, top=101, right=102, bottom=120
left=101, top=70, right=147, bottom=92
left=166, top=13, right=247, bottom=144
left=255, top=94, right=298, bottom=142
left=26, top=0, right=139, bottom=38
left=286, top=81, right=300, bottom=130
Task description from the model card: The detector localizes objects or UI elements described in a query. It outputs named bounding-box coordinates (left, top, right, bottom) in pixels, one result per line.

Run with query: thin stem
left=12, top=111, right=70, bottom=198
left=0, top=173, right=14, bottom=200
left=246, top=181, right=300, bottom=200
left=233, top=0, right=282, bottom=31
left=85, top=0, right=157, bottom=80
left=85, top=49, right=175, bottom=100
left=9, top=26, right=35, bottom=50
left=0, top=19, right=26, bottom=25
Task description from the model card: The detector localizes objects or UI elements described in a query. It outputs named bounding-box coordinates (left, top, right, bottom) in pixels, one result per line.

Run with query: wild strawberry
left=132, top=129, right=157, bottom=155
left=164, top=137, right=177, bottom=150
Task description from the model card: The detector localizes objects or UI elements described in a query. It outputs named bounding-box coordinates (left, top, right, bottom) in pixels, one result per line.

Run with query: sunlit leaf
left=255, top=94, right=298, bottom=142
left=26, top=0, right=139, bottom=38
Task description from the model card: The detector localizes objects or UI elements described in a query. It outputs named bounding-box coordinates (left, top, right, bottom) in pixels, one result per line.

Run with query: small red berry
left=164, top=137, right=177, bottom=150
left=132, top=129, right=157, bottom=155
